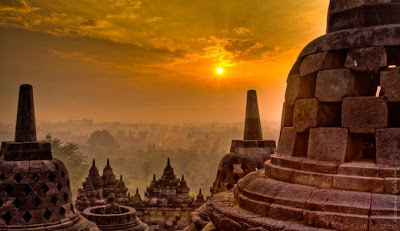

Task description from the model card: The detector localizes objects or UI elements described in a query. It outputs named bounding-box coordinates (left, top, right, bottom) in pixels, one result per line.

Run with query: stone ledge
left=1, top=141, right=52, bottom=161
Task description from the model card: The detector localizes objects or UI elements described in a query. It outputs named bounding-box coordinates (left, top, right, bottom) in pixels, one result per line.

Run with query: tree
left=44, top=134, right=88, bottom=198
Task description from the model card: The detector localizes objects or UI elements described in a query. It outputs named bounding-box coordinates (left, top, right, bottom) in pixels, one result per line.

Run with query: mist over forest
left=0, top=119, right=280, bottom=199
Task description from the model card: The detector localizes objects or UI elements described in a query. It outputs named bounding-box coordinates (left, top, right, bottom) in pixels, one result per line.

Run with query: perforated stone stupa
left=208, top=1, right=400, bottom=230
left=0, top=84, right=97, bottom=230
left=211, top=90, right=276, bottom=194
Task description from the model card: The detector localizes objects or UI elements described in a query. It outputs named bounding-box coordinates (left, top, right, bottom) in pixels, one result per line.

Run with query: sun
left=216, top=67, right=223, bottom=75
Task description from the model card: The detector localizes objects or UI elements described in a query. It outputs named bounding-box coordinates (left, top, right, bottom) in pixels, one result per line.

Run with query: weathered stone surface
left=307, top=128, right=349, bottom=164
left=293, top=99, right=319, bottom=133
left=270, top=204, right=303, bottom=221
left=277, top=128, right=296, bottom=157
left=342, top=97, right=388, bottom=133
left=294, top=170, right=333, bottom=189
left=299, top=52, right=344, bottom=76
left=285, top=74, right=316, bottom=105
left=369, top=216, right=400, bottom=231
left=345, top=47, right=387, bottom=72
left=328, top=0, right=391, bottom=15
left=270, top=165, right=294, bottom=183
left=304, top=210, right=369, bottom=231
left=371, top=193, right=400, bottom=216
left=381, top=67, right=400, bottom=102
left=281, top=102, right=294, bottom=127
left=337, top=161, right=378, bottom=177
left=333, top=175, right=384, bottom=193
left=316, top=69, right=355, bottom=102
left=376, top=128, right=400, bottom=167
left=306, top=189, right=371, bottom=215
left=384, top=178, right=400, bottom=195
left=299, top=159, right=338, bottom=174
left=274, top=184, right=314, bottom=208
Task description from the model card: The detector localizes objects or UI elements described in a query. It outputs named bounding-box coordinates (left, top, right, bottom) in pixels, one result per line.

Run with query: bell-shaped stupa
left=210, top=90, right=276, bottom=194
left=0, top=84, right=97, bottom=230
left=208, top=1, right=400, bottom=230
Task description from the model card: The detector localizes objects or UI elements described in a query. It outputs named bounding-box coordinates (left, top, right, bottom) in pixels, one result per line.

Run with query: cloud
left=0, top=0, right=39, bottom=12
left=233, top=27, right=250, bottom=35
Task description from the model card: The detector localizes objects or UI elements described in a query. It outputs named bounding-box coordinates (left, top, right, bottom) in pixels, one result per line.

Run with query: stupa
left=210, top=90, right=276, bottom=194
left=0, top=84, right=97, bottom=230
left=134, top=158, right=204, bottom=231
left=76, top=159, right=129, bottom=211
left=207, top=1, right=400, bottom=230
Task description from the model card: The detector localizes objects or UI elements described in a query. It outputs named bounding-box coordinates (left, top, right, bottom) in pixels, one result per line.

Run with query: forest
left=0, top=119, right=280, bottom=198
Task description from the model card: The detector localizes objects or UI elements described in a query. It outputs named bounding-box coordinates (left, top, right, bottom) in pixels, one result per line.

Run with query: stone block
left=294, top=170, right=333, bottom=189
left=381, top=67, right=400, bottom=102
left=299, top=159, right=338, bottom=174
left=307, top=189, right=371, bottom=215
left=333, top=175, right=384, bottom=193
left=384, top=178, right=400, bottom=195
left=307, top=127, right=349, bottom=164
left=270, top=204, right=303, bottom=221
left=304, top=210, right=369, bottom=231
left=275, top=156, right=302, bottom=170
left=281, top=102, right=294, bottom=127
left=293, top=99, right=319, bottom=132
left=285, top=74, right=316, bottom=105
left=370, top=193, right=400, bottom=216
left=299, top=52, right=344, bottom=76
left=337, top=161, right=377, bottom=177
left=316, top=69, right=355, bottom=102
left=274, top=184, right=314, bottom=209
left=270, top=165, right=294, bottom=183
left=276, top=127, right=308, bottom=157
left=342, top=97, right=388, bottom=133
left=369, top=216, right=400, bottom=231
left=345, top=47, right=387, bottom=72
left=328, top=0, right=391, bottom=14
left=376, top=128, right=400, bottom=167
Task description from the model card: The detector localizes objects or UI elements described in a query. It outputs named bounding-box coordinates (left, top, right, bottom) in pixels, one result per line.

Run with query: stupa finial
left=15, top=84, right=37, bottom=142
left=244, top=90, right=263, bottom=140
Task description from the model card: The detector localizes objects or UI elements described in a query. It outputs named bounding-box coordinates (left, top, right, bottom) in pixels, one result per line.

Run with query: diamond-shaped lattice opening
left=0, top=198, right=3, bottom=207
left=31, top=173, right=40, bottom=182
left=34, top=197, right=42, bottom=207
left=23, top=211, right=32, bottom=223
left=3, top=211, right=12, bottom=224
left=43, top=209, right=52, bottom=220
left=13, top=198, right=22, bottom=208
left=71, top=204, right=75, bottom=214
left=4, top=184, right=13, bottom=195
left=50, top=196, right=58, bottom=206
left=41, top=184, right=49, bottom=194
left=48, top=173, right=56, bottom=182
left=14, top=173, right=23, bottom=183
left=127, top=215, right=131, bottom=221
left=23, top=185, right=32, bottom=196
left=60, top=207, right=66, bottom=215
left=61, top=171, right=65, bottom=179
left=63, top=192, right=69, bottom=202
left=0, top=173, right=5, bottom=181
left=54, top=163, right=59, bottom=170
left=57, top=183, right=63, bottom=191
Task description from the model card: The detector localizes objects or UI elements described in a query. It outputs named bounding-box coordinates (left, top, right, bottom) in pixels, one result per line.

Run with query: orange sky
left=0, top=0, right=329, bottom=123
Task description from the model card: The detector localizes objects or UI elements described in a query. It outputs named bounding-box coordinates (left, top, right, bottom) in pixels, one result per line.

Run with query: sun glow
left=216, top=67, right=223, bottom=74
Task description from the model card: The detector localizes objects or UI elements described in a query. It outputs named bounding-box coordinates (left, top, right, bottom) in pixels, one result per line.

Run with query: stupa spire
left=15, top=84, right=36, bottom=142
left=244, top=90, right=263, bottom=140
left=106, top=158, right=110, bottom=166
left=92, top=159, right=95, bottom=167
